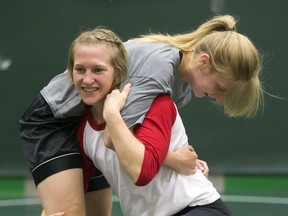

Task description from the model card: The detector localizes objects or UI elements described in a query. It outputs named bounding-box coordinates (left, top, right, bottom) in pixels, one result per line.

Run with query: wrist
left=164, top=151, right=177, bottom=169
left=104, top=109, right=121, bottom=123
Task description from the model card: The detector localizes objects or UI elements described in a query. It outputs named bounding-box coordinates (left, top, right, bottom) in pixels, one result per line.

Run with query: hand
left=196, top=159, right=209, bottom=177
left=103, top=83, right=132, bottom=118
left=168, top=145, right=198, bottom=175
left=103, top=83, right=131, bottom=150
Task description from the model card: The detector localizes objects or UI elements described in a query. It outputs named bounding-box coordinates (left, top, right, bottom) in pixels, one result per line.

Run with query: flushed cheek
left=73, top=81, right=82, bottom=93
left=214, top=92, right=226, bottom=103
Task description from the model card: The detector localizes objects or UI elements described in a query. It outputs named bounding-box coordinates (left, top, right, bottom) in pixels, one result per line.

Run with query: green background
left=0, top=0, right=287, bottom=176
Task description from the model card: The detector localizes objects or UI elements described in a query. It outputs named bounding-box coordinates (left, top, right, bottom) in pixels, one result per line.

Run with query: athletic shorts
left=19, top=93, right=110, bottom=191
left=173, top=198, right=232, bottom=216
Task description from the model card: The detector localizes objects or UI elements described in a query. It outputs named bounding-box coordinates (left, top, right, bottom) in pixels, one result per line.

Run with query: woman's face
left=179, top=52, right=236, bottom=103
left=72, top=43, right=115, bottom=106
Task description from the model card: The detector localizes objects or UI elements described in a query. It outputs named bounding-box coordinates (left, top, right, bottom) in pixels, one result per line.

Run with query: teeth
left=83, top=87, right=98, bottom=92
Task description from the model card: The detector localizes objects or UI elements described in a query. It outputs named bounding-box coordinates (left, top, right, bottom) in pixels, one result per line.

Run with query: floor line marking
left=222, top=195, right=288, bottom=205
left=1, top=195, right=288, bottom=207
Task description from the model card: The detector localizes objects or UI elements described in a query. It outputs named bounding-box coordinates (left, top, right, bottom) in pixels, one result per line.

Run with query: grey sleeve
left=120, top=77, right=168, bottom=127
left=40, top=71, right=87, bottom=118
left=120, top=63, right=174, bottom=127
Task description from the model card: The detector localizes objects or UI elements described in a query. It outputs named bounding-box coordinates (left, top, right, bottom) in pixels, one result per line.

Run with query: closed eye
left=217, top=84, right=226, bottom=92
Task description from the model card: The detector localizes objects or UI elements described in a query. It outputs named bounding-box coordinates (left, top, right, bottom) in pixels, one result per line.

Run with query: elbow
left=134, top=166, right=158, bottom=186
left=130, top=168, right=152, bottom=186
left=134, top=160, right=161, bottom=186
left=124, top=165, right=145, bottom=185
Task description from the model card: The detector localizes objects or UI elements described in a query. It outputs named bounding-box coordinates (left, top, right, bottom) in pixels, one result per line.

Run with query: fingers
left=188, top=145, right=198, bottom=158
left=122, top=83, right=132, bottom=94
left=196, top=159, right=209, bottom=177
left=104, top=83, right=132, bottom=113
left=109, top=83, right=131, bottom=96
left=113, top=83, right=131, bottom=98
left=180, top=144, right=195, bottom=152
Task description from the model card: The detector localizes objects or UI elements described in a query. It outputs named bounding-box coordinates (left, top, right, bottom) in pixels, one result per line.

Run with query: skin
left=73, top=43, right=115, bottom=125
left=85, top=189, right=112, bottom=216
left=38, top=169, right=86, bottom=216
left=179, top=52, right=236, bottom=102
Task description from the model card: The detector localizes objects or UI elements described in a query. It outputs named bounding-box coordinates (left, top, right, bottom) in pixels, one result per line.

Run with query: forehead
left=74, top=43, right=115, bottom=60
left=75, top=42, right=115, bottom=53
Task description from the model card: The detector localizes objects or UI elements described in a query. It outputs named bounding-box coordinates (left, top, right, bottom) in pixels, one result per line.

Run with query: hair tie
left=214, top=26, right=235, bottom=32
left=226, top=26, right=235, bottom=31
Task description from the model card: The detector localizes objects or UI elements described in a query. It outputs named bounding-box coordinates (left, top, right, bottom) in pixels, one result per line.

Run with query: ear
left=199, top=54, right=210, bottom=66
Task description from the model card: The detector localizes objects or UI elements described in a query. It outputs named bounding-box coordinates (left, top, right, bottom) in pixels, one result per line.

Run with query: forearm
left=103, top=88, right=172, bottom=185
left=163, top=151, right=176, bottom=169
left=163, top=145, right=198, bottom=175
left=105, top=111, right=145, bottom=183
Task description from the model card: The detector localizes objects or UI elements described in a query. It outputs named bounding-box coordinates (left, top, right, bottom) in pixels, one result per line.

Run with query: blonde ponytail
left=134, top=15, right=264, bottom=117
left=134, top=15, right=237, bottom=52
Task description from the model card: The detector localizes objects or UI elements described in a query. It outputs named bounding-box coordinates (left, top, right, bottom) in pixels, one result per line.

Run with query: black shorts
left=19, top=93, right=110, bottom=191
left=173, top=198, right=232, bottom=216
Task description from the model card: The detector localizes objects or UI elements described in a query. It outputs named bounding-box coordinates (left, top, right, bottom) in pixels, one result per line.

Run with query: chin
left=82, top=99, right=96, bottom=106
left=193, top=93, right=202, bottom=98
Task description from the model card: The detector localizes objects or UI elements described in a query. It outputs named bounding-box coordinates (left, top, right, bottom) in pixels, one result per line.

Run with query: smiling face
left=72, top=43, right=116, bottom=108
left=179, top=52, right=236, bottom=103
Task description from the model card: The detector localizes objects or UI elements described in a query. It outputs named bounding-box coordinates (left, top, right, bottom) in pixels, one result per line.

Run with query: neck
left=91, top=106, right=105, bottom=124
left=178, top=52, right=189, bottom=81
left=178, top=51, right=196, bottom=83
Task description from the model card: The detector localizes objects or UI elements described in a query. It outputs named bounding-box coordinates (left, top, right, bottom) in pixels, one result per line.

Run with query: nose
left=83, top=71, right=94, bottom=84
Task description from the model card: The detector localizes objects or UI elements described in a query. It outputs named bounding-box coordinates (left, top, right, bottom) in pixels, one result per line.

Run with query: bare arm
left=164, top=145, right=198, bottom=175
left=164, top=147, right=209, bottom=176
left=103, top=84, right=144, bottom=183
left=103, top=84, right=208, bottom=180
left=104, top=129, right=202, bottom=176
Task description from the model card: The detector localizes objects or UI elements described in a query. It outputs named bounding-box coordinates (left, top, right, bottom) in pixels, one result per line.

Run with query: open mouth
left=82, top=87, right=99, bottom=92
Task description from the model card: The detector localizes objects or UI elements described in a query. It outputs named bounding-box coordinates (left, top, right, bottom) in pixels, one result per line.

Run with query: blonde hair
left=134, top=15, right=263, bottom=117
left=67, top=28, right=128, bottom=90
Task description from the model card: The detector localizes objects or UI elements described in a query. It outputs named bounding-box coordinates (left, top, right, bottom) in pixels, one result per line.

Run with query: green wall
left=0, top=0, right=287, bottom=176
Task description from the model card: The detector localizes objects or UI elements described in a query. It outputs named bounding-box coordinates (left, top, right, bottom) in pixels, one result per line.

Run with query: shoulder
left=149, top=94, right=177, bottom=121
left=152, top=94, right=174, bottom=106
left=125, top=41, right=181, bottom=80
left=125, top=40, right=180, bottom=62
